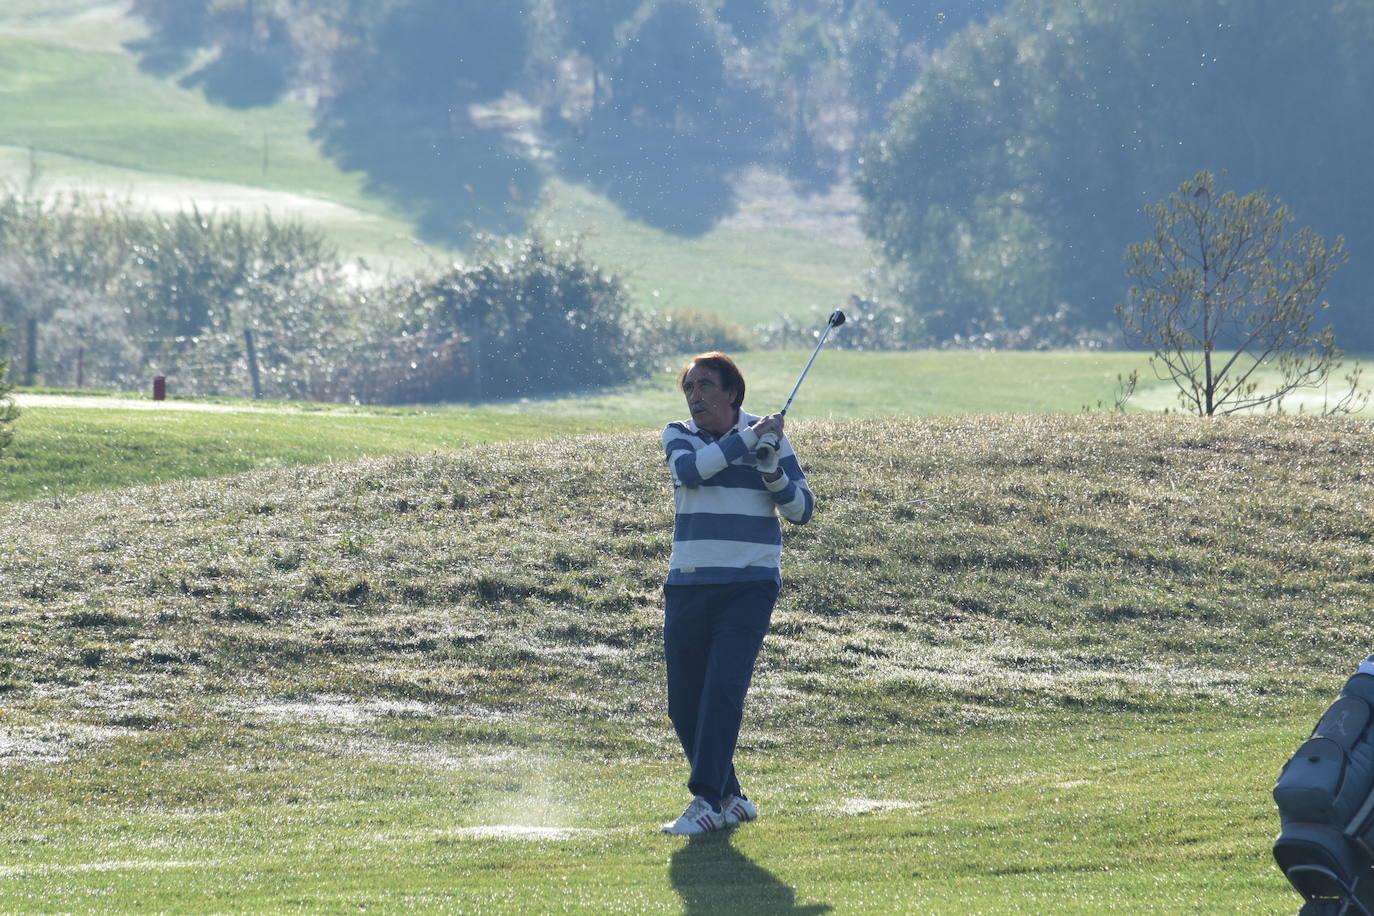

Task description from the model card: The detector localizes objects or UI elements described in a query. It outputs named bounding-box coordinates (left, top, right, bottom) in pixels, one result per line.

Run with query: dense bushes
left=0, top=190, right=928, bottom=407
left=0, top=192, right=656, bottom=404
left=331, top=236, right=655, bottom=403
left=753, top=294, right=923, bottom=351
left=0, top=194, right=350, bottom=397
left=654, top=309, right=752, bottom=355
left=122, top=211, right=348, bottom=398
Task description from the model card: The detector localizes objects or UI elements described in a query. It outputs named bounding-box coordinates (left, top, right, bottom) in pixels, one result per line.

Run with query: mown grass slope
left=2, top=349, right=1158, bottom=503
left=4, top=415, right=1366, bottom=721
left=17, top=343, right=1367, bottom=506
left=494, top=349, right=1161, bottom=426
left=0, top=397, right=623, bottom=503
left=534, top=179, right=868, bottom=329
left=1, top=415, right=1369, bottom=911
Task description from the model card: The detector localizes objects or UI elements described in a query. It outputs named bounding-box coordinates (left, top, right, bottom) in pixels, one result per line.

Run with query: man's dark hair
left=679, top=351, right=746, bottom=410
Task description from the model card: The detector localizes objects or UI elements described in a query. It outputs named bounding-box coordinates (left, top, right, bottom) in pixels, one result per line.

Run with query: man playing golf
left=659, top=351, right=814, bottom=835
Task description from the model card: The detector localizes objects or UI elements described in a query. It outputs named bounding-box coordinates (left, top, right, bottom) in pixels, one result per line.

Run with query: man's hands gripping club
left=751, top=414, right=785, bottom=478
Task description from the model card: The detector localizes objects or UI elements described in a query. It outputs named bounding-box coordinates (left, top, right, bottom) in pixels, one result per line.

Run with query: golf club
left=756, top=308, right=846, bottom=461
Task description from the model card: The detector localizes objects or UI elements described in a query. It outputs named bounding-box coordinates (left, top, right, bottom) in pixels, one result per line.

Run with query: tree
left=714, top=0, right=772, bottom=45
left=550, top=0, right=643, bottom=115
left=608, top=0, right=727, bottom=130
left=1117, top=171, right=1359, bottom=416
left=776, top=14, right=839, bottom=172
left=858, top=0, right=1374, bottom=348
left=843, top=0, right=902, bottom=134
left=368, top=0, right=527, bottom=106
left=313, top=0, right=537, bottom=240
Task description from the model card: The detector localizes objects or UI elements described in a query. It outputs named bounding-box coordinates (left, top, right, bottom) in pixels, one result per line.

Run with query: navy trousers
left=663, top=579, right=779, bottom=807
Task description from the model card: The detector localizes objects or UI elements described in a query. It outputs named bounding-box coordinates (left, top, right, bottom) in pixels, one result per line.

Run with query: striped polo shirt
left=662, top=410, right=814, bottom=586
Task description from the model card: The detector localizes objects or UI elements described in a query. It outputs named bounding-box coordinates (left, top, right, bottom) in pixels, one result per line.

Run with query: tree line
left=857, top=0, right=1374, bottom=349
left=127, top=0, right=991, bottom=238
left=129, top=1, right=1374, bottom=351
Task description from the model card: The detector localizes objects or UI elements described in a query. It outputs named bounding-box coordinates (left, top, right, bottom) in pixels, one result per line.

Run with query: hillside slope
left=4, top=415, right=1369, bottom=740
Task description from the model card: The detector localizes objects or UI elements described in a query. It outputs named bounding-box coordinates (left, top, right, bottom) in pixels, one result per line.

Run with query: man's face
left=682, top=364, right=737, bottom=434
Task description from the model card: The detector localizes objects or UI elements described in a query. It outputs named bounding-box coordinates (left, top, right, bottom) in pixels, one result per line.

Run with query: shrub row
left=0, top=191, right=930, bottom=410
left=0, top=193, right=658, bottom=403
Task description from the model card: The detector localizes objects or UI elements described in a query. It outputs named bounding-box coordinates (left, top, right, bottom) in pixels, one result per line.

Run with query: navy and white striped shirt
left=662, top=411, right=814, bottom=586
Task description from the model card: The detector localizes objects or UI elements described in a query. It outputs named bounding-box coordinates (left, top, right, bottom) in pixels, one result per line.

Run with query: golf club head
left=829, top=309, right=846, bottom=327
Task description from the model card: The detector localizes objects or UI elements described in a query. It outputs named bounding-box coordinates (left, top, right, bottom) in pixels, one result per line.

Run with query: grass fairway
left=3, top=350, right=1154, bottom=504
left=0, top=713, right=1298, bottom=912
left=0, top=11, right=379, bottom=213
left=13, top=346, right=1365, bottom=504
left=535, top=179, right=869, bottom=330
left=0, top=394, right=622, bottom=503
left=3, top=415, right=1369, bottom=912
left=492, top=350, right=1161, bottom=427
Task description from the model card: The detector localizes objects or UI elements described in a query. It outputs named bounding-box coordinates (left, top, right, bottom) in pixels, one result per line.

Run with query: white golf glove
left=755, top=432, right=780, bottom=475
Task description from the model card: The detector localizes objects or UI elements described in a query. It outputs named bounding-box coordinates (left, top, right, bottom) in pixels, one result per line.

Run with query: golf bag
left=1274, top=659, right=1374, bottom=914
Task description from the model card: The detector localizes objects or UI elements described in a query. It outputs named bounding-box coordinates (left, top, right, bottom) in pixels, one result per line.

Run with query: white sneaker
left=722, top=794, right=758, bottom=825
left=661, top=796, right=727, bottom=835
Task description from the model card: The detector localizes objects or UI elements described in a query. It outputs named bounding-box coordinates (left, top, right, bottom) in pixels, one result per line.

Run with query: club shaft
left=757, top=312, right=842, bottom=460
left=779, top=322, right=836, bottom=416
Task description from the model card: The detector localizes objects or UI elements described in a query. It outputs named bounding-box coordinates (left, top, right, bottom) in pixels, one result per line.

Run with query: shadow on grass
left=126, top=20, right=294, bottom=109
left=179, top=45, right=294, bottom=109
left=670, top=831, right=831, bottom=915
left=554, top=126, right=741, bottom=237
left=312, top=92, right=535, bottom=245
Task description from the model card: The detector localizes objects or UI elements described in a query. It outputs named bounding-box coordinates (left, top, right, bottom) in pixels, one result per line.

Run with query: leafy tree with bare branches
left=1117, top=170, right=1361, bottom=416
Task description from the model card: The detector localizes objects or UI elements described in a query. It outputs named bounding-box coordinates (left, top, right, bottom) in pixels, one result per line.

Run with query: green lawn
left=3, top=350, right=1157, bottom=504
left=0, top=397, right=621, bottom=503
left=0, top=711, right=1300, bottom=913
left=492, top=350, right=1161, bottom=426
left=0, top=31, right=378, bottom=210
left=536, top=179, right=870, bottom=329
left=12, top=347, right=1369, bottom=504
left=0, top=9, right=1365, bottom=906
left=0, top=23, right=439, bottom=270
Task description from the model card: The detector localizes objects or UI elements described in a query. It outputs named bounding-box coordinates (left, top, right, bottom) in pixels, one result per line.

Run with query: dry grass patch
left=4, top=415, right=1371, bottom=739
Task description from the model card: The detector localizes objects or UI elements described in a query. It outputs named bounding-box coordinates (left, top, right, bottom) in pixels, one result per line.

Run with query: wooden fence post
left=244, top=328, right=263, bottom=399
left=23, top=316, right=37, bottom=387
